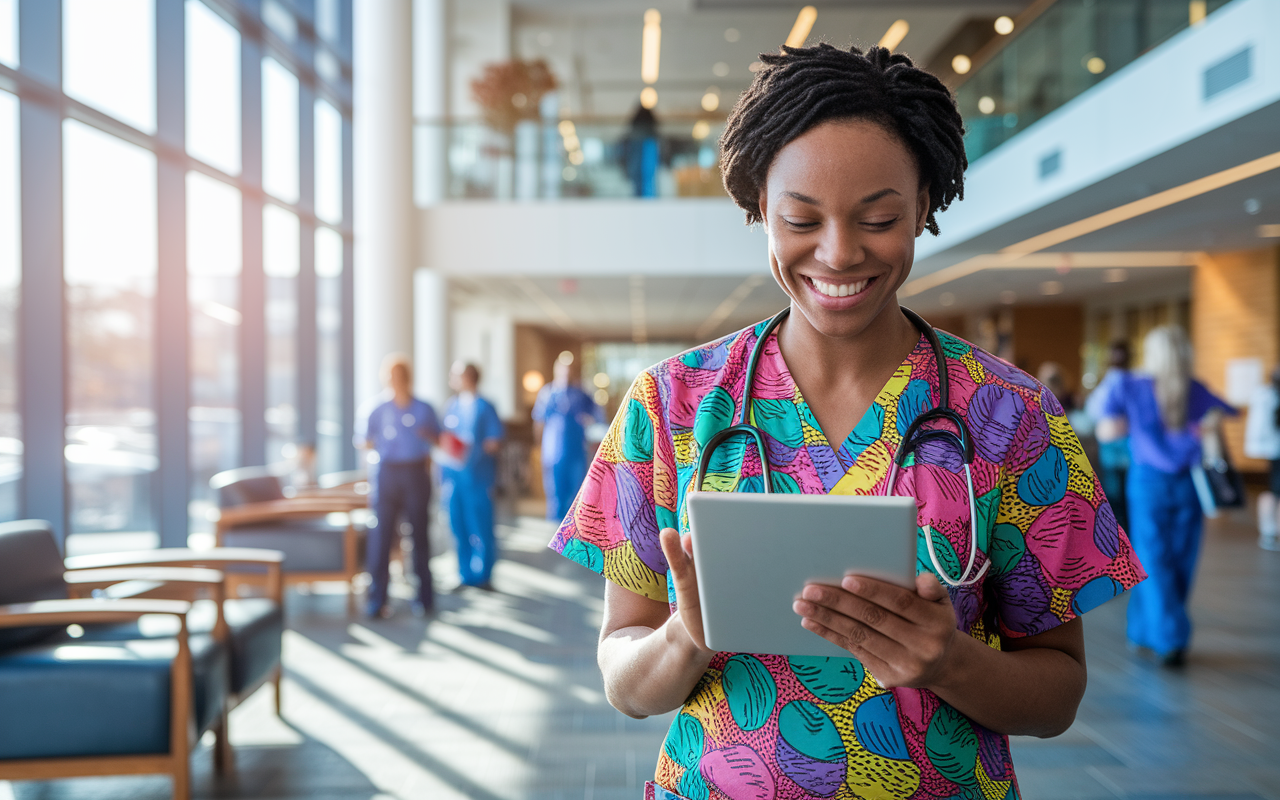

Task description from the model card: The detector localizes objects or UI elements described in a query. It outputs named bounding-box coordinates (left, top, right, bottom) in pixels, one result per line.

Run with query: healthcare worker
left=1243, top=365, right=1280, bottom=551
left=440, top=362, right=505, bottom=590
left=1086, top=342, right=1132, bottom=532
left=550, top=44, right=1145, bottom=800
left=532, top=354, right=603, bottom=521
left=1098, top=325, right=1232, bottom=666
left=357, top=354, right=439, bottom=618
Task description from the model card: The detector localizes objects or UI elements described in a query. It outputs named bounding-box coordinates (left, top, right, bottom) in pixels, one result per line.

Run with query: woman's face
left=760, top=119, right=930, bottom=341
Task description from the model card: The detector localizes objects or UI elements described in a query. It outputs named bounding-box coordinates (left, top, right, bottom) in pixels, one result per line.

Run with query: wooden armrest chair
left=66, top=548, right=287, bottom=722
left=211, top=466, right=365, bottom=614
left=0, top=520, right=229, bottom=800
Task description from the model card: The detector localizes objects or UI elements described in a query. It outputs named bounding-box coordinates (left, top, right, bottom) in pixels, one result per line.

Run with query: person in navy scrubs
left=532, top=356, right=603, bottom=521
left=357, top=355, right=439, bottom=618
left=440, top=362, right=505, bottom=590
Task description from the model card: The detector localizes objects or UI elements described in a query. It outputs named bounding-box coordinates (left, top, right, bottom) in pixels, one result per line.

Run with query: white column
left=354, top=0, right=414, bottom=405
left=413, top=0, right=448, bottom=206
left=414, top=268, right=451, bottom=409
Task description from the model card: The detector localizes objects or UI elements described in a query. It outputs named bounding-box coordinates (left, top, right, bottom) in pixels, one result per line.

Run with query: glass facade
left=3, top=0, right=353, bottom=544
left=188, top=171, right=242, bottom=532
left=264, top=203, right=300, bottom=465
left=62, top=0, right=156, bottom=134
left=0, top=90, right=18, bottom=522
left=63, top=120, right=159, bottom=537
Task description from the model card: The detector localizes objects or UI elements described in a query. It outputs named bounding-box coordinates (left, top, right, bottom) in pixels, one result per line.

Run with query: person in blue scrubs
left=1087, top=341, right=1133, bottom=532
left=1098, top=326, right=1233, bottom=666
left=440, top=362, right=505, bottom=590
left=357, top=355, right=439, bottom=618
left=532, top=358, right=603, bottom=522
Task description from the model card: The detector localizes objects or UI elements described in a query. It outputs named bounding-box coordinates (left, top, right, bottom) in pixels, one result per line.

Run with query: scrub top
left=532, top=383, right=601, bottom=464
left=1098, top=374, right=1232, bottom=473
left=440, top=394, right=505, bottom=487
left=550, top=319, right=1146, bottom=800
left=357, top=395, right=439, bottom=465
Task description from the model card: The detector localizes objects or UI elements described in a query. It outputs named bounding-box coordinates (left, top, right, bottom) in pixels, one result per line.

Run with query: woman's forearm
left=598, top=615, right=715, bottom=719
left=929, top=628, right=1086, bottom=737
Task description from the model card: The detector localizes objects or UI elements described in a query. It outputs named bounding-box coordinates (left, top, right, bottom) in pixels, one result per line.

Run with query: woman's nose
left=813, top=223, right=866, bottom=271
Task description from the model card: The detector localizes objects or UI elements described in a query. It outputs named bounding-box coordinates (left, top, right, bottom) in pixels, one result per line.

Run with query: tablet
left=687, top=492, right=917, bottom=659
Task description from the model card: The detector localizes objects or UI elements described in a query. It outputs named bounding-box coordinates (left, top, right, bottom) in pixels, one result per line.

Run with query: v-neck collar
left=757, top=328, right=933, bottom=471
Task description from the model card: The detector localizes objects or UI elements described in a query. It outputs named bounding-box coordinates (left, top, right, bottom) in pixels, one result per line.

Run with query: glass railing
left=414, top=116, right=727, bottom=203
left=956, top=0, right=1235, bottom=163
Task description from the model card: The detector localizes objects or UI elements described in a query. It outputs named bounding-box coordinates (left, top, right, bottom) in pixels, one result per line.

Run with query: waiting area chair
left=211, top=466, right=367, bottom=614
left=0, top=519, right=286, bottom=799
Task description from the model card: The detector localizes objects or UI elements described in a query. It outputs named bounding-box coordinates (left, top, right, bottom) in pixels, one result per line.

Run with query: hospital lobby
left=1, top=0, right=1279, bottom=797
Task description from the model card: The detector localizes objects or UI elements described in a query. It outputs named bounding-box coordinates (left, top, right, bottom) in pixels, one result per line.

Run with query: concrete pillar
left=414, top=268, right=450, bottom=409
left=354, top=0, right=414, bottom=406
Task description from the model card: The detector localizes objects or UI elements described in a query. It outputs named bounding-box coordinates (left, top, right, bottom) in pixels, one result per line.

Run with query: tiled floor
left=5, top=506, right=1279, bottom=799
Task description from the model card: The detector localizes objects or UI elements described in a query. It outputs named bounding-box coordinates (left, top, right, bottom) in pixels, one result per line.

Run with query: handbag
left=1192, top=430, right=1245, bottom=516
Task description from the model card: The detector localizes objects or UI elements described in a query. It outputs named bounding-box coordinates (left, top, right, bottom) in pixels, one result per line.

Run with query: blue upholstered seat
left=0, top=622, right=228, bottom=760
left=221, top=521, right=352, bottom=573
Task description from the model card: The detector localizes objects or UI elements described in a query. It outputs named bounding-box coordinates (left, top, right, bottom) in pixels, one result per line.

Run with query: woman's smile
left=803, top=274, right=878, bottom=308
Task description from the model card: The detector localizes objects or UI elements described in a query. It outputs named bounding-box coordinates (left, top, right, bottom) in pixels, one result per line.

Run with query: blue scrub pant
left=1125, top=463, right=1203, bottom=655
left=543, top=452, right=586, bottom=522
left=445, top=476, right=496, bottom=585
left=367, top=460, right=433, bottom=613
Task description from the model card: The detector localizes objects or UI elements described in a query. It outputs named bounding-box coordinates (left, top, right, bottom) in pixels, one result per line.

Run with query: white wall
left=449, top=0, right=510, bottom=119
left=417, top=197, right=767, bottom=276
left=450, top=306, right=517, bottom=420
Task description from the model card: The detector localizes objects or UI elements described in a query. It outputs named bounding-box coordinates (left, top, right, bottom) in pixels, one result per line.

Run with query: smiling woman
left=549, top=42, right=1146, bottom=800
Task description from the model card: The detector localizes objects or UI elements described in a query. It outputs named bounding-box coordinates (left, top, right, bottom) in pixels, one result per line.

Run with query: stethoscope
left=693, top=306, right=989, bottom=588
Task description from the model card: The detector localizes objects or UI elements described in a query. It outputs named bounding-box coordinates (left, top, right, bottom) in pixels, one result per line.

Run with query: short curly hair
left=719, top=43, right=966, bottom=235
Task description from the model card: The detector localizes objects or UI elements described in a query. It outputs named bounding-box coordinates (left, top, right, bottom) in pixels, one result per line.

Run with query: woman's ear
left=914, top=184, right=931, bottom=237
left=757, top=190, right=769, bottom=226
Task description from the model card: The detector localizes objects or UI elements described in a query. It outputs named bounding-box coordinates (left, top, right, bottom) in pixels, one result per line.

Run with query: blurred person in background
left=1097, top=326, right=1232, bottom=666
left=623, top=103, right=660, bottom=198
left=357, top=354, right=439, bottom=618
left=1244, top=365, right=1280, bottom=551
left=440, top=362, right=505, bottom=591
left=1087, top=342, right=1133, bottom=532
left=533, top=353, right=603, bottom=522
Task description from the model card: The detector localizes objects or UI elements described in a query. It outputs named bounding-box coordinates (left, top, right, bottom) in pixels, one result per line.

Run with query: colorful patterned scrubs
left=549, top=319, right=1146, bottom=800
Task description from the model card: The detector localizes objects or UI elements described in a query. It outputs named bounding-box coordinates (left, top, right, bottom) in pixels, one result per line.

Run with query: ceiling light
left=1040, top=280, right=1064, bottom=295
left=939, top=292, right=956, bottom=306
left=557, top=120, right=576, bottom=136
left=724, top=27, right=740, bottom=43
left=1000, top=290, right=1017, bottom=304
left=522, top=370, right=545, bottom=393
left=594, top=388, right=610, bottom=406
left=1085, top=56, right=1106, bottom=74
left=786, top=6, right=817, bottom=48
left=994, top=16, right=1015, bottom=35
left=701, top=90, right=720, bottom=112
left=561, top=166, right=577, bottom=181
left=713, top=61, right=729, bottom=77
left=639, top=86, right=658, bottom=109
left=1103, top=268, right=1128, bottom=283
left=691, top=120, right=711, bottom=140
left=1001, top=149, right=1280, bottom=257
left=1244, top=198, right=1262, bottom=214
left=878, top=19, right=909, bottom=52
left=568, top=150, right=584, bottom=165
left=978, top=96, right=995, bottom=114
left=951, top=54, right=971, bottom=74
left=593, top=372, right=611, bottom=389
left=563, top=134, right=580, bottom=151
left=641, top=9, right=661, bottom=84
left=558, top=350, right=575, bottom=365
left=1259, top=224, right=1280, bottom=238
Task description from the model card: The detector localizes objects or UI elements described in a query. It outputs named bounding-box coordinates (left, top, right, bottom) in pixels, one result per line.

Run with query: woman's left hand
left=793, top=573, right=958, bottom=689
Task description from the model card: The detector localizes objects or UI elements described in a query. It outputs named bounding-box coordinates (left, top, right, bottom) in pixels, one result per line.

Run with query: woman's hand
left=793, top=573, right=958, bottom=689
left=658, top=527, right=713, bottom=654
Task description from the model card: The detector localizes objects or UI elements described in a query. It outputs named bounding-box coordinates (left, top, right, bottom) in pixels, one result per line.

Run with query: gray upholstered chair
left=210, top=466, right=366, bottom=614
left=0, top=520, right=229, bottom=799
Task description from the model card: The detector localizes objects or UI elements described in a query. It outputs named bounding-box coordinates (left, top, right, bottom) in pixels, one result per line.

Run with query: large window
left=315, top=227, right=343, bottom=475
left=0, top=0, right=16, bottom=68
left=188, top=171, right=242, bottom=531
left=63, top=0, right=156, bottom=134
left=0, top=90, right=18, bottom=522
left=315, top=98, right=343, bottom=224
left=63, top=120, right=158, bottom=539
left=262, top=57, right=299, bottom=203
left=186, top=0, right=241, bottom=175
left=264, top=203, right=299, bottom=464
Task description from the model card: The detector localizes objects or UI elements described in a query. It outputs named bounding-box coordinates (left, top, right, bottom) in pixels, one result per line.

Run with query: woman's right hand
left=659, top=527, right=713, bottom=654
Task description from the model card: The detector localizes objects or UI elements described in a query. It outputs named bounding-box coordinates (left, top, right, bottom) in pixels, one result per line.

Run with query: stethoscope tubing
left=693, top=306, right=988, bottom=588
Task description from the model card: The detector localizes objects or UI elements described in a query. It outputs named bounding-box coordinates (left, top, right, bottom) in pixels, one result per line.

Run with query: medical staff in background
left=532, top=353, right=603, bottom=522
left=1087, top=341, right=1133, bottom=533
left=357, top=354, right=439, bottom=618
left=440, top=362, right=505, bottom=590
left=1097, top=326, right=1232, bottom=667
left=1244, top=365, right=1280, bottom=551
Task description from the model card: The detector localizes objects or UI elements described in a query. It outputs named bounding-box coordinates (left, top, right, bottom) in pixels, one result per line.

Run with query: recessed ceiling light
left=724, top=27, right=740, bottom=43
left=1085, top=56, right=1106, bottom=74
left=713, top=61, right=730, bottom=77
left=1259, top=224, right=1280, bottom=238
left=978, top=96, right=995, bottom=114
left=1244, top=198, right=1262, bottom=214
left=1103, top=268, right=1128, bottom=283
left=952, top=54, right=971, bottom=74
left=994, top=16, right=1015, bottom=35
left=1040, top=280, right=1064, bottom=295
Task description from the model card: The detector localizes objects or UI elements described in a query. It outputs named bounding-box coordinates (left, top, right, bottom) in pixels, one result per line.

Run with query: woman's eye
left=863, top=217, right=899, bottom=229
left=782, top=218, right=819, bottom=229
